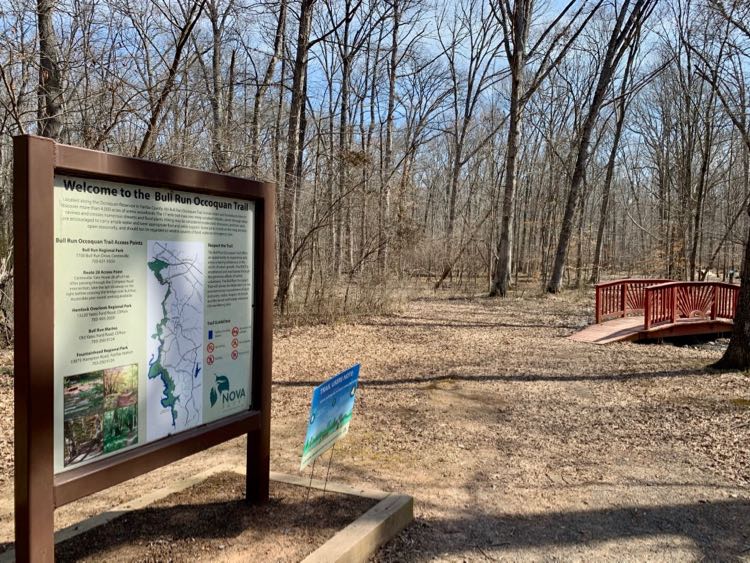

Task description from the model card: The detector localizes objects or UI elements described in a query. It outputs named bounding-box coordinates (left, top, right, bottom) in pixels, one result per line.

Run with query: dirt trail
left=0, top=292, right=748, bottom=561
left=273, top=294, right=750, bottom=561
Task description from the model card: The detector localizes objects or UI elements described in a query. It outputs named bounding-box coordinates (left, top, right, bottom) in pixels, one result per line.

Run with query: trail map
left=146, top=240, right=205, bottom=440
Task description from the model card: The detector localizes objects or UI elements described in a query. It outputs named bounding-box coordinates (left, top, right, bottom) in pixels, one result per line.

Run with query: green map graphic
left=146, top=240, right=205, bottom=441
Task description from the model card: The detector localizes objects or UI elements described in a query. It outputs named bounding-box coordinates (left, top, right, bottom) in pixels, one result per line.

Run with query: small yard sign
left=301, top=364, right=360, bottom=469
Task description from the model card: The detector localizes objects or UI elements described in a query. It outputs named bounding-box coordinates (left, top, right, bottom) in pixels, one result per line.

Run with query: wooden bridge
left=571, top=279, right=739, bottom=344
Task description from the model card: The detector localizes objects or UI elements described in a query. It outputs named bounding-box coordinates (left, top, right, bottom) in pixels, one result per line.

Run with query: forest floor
left=0, top=290, right=749, bottom=561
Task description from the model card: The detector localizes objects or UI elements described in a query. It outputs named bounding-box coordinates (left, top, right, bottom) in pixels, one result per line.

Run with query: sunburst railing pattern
left=643, top=282, right=739, bottom=330
left=677, top=284, right=714, bottom=318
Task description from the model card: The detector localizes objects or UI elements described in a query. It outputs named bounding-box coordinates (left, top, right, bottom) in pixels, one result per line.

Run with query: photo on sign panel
left=63, top=372, right=104, bottom=421
left=103, top=363, right=138, bottom=410
left=63, top=414, right=103, bottom=467
left=63, top=371, right=105, bottom=467
left=63, top=363, right=140, bottom=467
left=102, top=364, right=139, bottom=454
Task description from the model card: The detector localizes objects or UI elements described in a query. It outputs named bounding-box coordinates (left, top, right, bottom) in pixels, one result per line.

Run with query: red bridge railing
left=595, top=279, right=672, bottom=323
left=595, top=279, right=740, bottom=328
left=643, top=282, right=739, bottom=330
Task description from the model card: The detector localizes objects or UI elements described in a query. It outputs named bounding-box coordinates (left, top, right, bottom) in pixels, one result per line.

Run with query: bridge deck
left=570, top=317, right=644, bottom=344
left=570, top=316, right=734, bottom=345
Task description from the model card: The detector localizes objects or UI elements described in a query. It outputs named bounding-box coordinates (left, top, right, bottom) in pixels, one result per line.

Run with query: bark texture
left=714, top=205, right=750, bottom=370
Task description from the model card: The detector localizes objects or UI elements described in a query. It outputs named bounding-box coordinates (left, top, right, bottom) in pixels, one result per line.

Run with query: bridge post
left=644, top=288, right=651, bottom=330
left=595, top=286, right=601, bottom=324
left=671, top=286, right=678, bottom=324
left=621, top=282, right=628, bottom=318
left=711, top=285, right=718, bottom=320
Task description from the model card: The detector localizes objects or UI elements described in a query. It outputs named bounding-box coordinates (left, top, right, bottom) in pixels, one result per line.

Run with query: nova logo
left=209, top=374, right=246, bottom=407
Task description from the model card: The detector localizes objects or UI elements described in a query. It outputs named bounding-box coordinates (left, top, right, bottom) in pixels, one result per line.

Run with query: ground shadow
left=0, top=479, right=375, bottom=561
left=274, top=367, right=717, bottom=388
left=360, top=318, right=586, bottom=330
left=386, top=498, right=750, bottom=561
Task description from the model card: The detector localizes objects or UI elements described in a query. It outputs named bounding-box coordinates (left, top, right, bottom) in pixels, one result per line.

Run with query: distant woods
left=1, top=0, right=749, bottom=333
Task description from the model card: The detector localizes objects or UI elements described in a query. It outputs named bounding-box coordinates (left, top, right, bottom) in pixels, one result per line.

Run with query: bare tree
left=435, top=0, right=504, bottom=285
left=37, top=0, right=64, bottom=139
left=489, top=0, right=602, bottom=296
left=3, top=0, right=750, bottom=327
left=277, top=0, right=315, bottom=313
left=547, top=0, right=657, bottom=293
left=590, top=37, right=640, bottom=283
left=248, top=0, right=286, bottom=177
left=203, top=0, right=235, bottom=172
left=135, top=0, right=206, bottom=158
left=694, top=0, right=750, bottom=369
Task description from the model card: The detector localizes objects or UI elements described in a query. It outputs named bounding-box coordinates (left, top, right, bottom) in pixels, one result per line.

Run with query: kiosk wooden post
left=14, top=134, right=56, bottom=562
left=13, top=135, right=274, bottom=561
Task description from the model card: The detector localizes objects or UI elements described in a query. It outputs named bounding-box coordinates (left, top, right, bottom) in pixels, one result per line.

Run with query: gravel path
left=0, top=292, right=748, bottom=561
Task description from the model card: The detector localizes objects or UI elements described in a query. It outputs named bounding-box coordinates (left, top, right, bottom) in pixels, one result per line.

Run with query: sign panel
left=14, top=136, right=273, bottom=561
left=53, top=174, right=255, bottom=473
left=301, top=364, right=360, bottom=469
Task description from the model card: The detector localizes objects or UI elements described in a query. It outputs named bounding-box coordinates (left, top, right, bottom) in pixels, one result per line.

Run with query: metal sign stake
left=322, top=443, right=336, bottom=496
left=301, top=456, right=318, bottom=524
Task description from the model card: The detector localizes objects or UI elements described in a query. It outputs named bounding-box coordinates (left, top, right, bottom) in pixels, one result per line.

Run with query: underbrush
left=278, top=277, right=412, bottom=326
left=274, top=272, right=597, bottom=327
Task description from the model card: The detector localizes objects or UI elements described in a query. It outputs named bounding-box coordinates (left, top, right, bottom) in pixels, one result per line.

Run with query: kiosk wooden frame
left=13, top=135, right=274, bottom=562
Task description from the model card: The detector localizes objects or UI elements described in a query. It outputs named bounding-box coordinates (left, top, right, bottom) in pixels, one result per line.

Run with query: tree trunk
left=37, top=0, right=64, bottom=139
left=489, top=0, right=528, bottom=297
left=590, top=40, right=637, bottom=284
left=208, top=0, right=227, bottom=172
left=276, top=0, right=314, bottom=313
left=574, top=186, right=586, bottom=288
left=250, top=0, right=286, bottom=176
left=337, top=0, right=352, bottom=277
left=714, top=205, right=750, bottom=370
left=689, top=102, right=715, bottom=279
left=590, top=106, right=627, bottom=284
left=547, top=0, right=655, bottom=293
left=490, top=87, right=521, bottom=296
left=137, top=0, right=205, bottom=158
left=446, top=140, right=463, bottom=255
left=378, top=2, right=400, bottom=275
left=547, top=102, right=603, bottom=293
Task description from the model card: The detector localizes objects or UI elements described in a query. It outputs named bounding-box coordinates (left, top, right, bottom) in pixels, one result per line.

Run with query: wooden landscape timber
left=0, top=466, right=414, bottom=563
